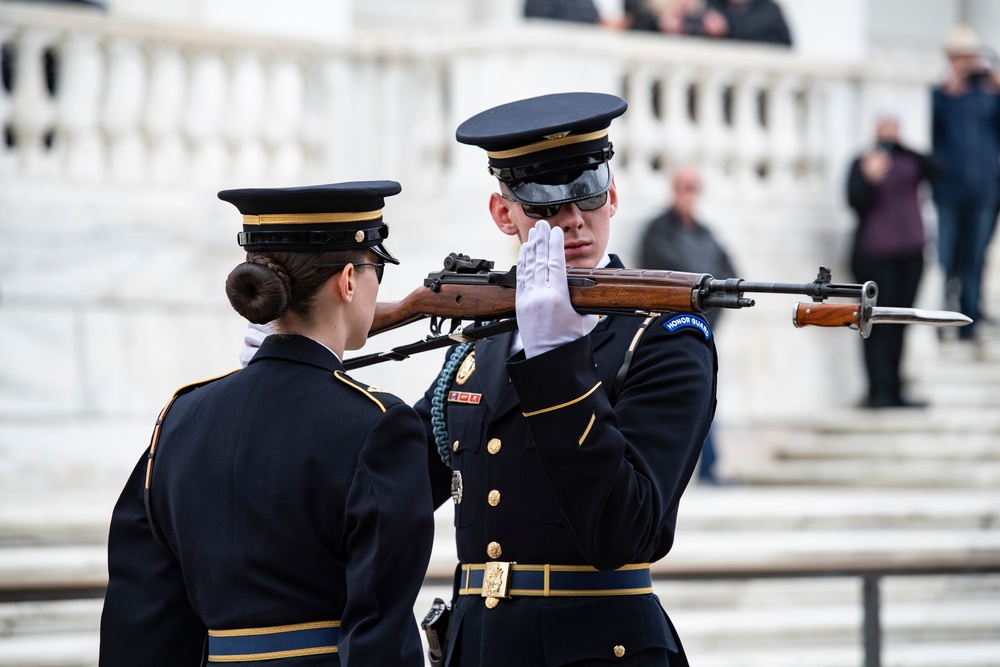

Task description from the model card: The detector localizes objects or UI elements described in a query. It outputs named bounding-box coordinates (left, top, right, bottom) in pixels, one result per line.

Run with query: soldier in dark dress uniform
left=99, top=182, right=434, bottom=667
left=415, top=93, right=718, bottom=666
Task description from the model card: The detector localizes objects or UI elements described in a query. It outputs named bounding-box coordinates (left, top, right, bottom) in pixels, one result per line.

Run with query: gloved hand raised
left=516, top=220, right=599, bottom=358
left=239, top=321, right=274, bottom=368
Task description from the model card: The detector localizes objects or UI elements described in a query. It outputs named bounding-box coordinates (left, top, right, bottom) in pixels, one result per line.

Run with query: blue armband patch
left=663, top=314, right=712, bottom=340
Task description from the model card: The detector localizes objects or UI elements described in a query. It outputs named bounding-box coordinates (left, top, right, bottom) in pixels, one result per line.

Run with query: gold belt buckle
left=482, top=561, right=513, bottom=608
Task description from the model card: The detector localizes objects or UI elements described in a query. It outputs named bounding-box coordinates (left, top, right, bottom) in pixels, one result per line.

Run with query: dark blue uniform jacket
left=415, top=255, right=718, bottom=667
left=100, top=334, right=434, bottom=666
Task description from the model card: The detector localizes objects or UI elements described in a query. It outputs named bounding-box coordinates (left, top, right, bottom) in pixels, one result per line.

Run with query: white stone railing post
left=661, top=64, right=698, bottom=173
left=144, top=42, right=187, bottom=185
left=731, top=71, right=767, bottom=200
left=262, top=54, right=305, bottom=185
left=9, top=27, right=57, bottom=177
left=696, top=66, right=731, bottom=195
left=182, top=47, right=228, bottom=186
left=766, top=73, right=803, bottom=197
left=55, top=30, right=105, bottom=182
left=223, top=49, right=267, bottom=185
left=101, top=37, right=146, bottom=183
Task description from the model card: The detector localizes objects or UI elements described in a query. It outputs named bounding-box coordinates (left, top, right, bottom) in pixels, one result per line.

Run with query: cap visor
left=507, top=163, right=611, bottom=206
left=371, top=243, right=400, bottom=265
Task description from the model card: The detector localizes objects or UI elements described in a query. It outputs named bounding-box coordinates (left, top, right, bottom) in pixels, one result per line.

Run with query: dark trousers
left=850, top=252, right=924, bottom=403
left=936, top=200, right=998, bottom=337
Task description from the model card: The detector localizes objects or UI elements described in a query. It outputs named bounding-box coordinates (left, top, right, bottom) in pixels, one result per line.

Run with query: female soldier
left=99, top=182, right=434, bottom=666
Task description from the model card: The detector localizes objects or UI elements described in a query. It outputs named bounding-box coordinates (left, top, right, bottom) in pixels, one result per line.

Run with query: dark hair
left=225, top=249, right=368, bottom=324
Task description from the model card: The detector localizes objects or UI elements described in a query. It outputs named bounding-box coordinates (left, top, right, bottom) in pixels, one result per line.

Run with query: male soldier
left=416, top=92, right=717, bottom=666
left=239, top=92, right=718, bottom=665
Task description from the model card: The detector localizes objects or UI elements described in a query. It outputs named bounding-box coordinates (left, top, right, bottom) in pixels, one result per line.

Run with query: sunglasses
left=500, top=191, right=608, bottom=219
left=312, top=262, right=385, bottom=284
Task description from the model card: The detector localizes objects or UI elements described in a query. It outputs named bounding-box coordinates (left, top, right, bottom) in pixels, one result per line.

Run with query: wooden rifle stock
left=345, top=255, right=972, bottom=369
left=370, top=267, right=708, bottom=337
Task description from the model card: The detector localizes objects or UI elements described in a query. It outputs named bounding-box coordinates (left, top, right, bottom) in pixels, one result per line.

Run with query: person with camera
left=847, top=111, right=940, bottom=408
left=930, top=25, right=1000, bottom=343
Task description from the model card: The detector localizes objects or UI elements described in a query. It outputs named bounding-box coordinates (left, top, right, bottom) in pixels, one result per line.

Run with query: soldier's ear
left=490, top=191, right=520, bottom=237
left=331, top=264, right=355, bottom=303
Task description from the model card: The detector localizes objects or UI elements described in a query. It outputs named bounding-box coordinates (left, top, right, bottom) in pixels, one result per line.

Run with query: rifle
left=343, top=253, right=971, bottom=370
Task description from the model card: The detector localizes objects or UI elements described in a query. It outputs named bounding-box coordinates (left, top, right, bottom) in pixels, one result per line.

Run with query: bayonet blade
left=868, top=307, right=973, bottom=327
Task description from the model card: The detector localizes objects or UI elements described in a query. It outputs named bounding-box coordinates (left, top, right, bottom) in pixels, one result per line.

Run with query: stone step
left=0, top=633, right=98, bottom=667
left=675, top=598, right=1000, bottom=645
left=0, top=599, right=101, bottom=636
left=685, top=640, right=1000, bottom=667
left=805, top=407, right=1000, bottom=435
left=728, top=458, right=1000, bottom=488
left=766, top=433, right=1000, bottom=462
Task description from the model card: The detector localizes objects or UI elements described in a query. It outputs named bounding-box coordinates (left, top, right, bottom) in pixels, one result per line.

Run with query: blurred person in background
left=703, top=0, right=792, bottom=46
left=930, top=25, right=1000, bottom=343
left=639, top=164, right=736, bottom=483
left=847, top=112, right=940, bottom=409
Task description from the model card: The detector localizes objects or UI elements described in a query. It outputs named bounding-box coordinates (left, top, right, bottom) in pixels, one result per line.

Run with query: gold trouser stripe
left=486, top=129, right=609, bottom=160
left=523, top=382, right=602, bottom=417
left=242, top=211, right=382, bottom=225
left=208, top=620, right=341, bottom=637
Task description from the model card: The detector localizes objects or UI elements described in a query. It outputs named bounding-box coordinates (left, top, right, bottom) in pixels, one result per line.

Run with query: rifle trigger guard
left=430, top=316, right=443, bottom=337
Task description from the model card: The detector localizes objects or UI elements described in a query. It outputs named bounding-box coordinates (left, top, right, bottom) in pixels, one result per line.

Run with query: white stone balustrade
left=0, top=6, right=937, bottom=197
left=0, top=3, right=947, bottom=495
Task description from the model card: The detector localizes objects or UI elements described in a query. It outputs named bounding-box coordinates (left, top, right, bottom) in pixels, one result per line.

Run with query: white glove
left=516, top=220, right=599, bottom=358
left=239, top=321, right=275, bottom=368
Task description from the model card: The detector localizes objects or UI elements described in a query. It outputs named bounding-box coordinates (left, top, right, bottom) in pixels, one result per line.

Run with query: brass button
left=488, top=490, right=501, bottom=507
left=452, top=440, right=460, bottom=452
left=614, top=645, right=625, bottom=658
left=487, top=438, right=502, bottom=455
left=485, top=596, right=499, bottom=609
left=487, top=541, right=502, bottom=559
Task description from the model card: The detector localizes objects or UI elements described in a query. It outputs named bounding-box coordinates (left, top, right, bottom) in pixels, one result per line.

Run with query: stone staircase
left=2, top=330, right=1000, bottom=666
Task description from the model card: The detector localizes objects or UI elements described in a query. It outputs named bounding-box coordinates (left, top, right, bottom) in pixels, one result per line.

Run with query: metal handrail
left=4, top=554, right=999, bottom=667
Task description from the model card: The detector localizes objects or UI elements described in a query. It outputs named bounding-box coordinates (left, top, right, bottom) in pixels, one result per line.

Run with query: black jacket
left=100, top=334, right=434, bottom=666
left=415, top=255, right=717, bottom=666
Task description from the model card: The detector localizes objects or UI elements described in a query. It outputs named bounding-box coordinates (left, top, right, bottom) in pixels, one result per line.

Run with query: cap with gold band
left=455, top=92, right=627, bottom=207
left=217, top=181, right=402, bottom=264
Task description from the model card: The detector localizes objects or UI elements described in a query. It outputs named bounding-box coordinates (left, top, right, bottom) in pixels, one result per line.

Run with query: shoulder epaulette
left=172, top=368, right=241, bottom=397
left=333, top=370, right=389, bottom=413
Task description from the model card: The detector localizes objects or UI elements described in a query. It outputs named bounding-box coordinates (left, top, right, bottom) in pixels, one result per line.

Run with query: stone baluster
left=407, top=60, right=449, bottom=194
left=661, top=64, right=697, bottom=174
left=223, top=48, right=266, bottom=185
left=766, top=73, right=803, bottom=197
left=731, top=71, right=767, bottom=200
left=182, top=48, right=228, bottom=186
left=101, top=37, right=147, bottom=183
left=800, top=77, right=827, bottom=198
left=696, top=67, right=731, bottom=194
left=143, top=42, right=186, bottom=185
left=8, top=27, right=57, bottom=177
left=0, top=24, right=16, bottom=178
left=308, top=57, right=357, bottom=184
left=261, top=54, right=305, bottom=184
left=373, top=59, right=405, bottom=182
left=53, top=30, right=105, bottom=182
left=621, top=64, right=658, bottom=188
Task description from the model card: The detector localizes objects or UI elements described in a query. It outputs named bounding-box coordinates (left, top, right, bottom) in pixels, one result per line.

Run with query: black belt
left=459, top=562, right=653, bottom=600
